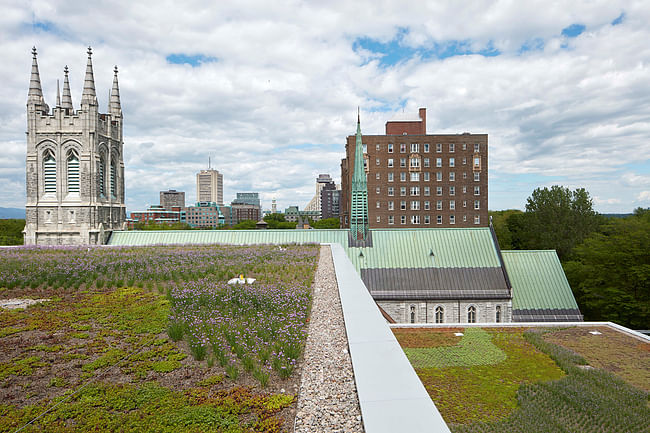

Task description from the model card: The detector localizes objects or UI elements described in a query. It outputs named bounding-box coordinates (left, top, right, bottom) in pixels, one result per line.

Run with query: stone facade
left=24, top=47, right=126, bottom=245
left=378, top=299, right=512, bottom=324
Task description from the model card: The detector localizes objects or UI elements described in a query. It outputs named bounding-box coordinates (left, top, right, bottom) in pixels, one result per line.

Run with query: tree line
left=490, top=186, right=649, bottom=329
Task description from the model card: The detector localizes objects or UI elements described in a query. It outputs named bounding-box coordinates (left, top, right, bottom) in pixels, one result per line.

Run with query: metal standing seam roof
left=501, top=250, right=580, bottom=311
left=107, top=228, right=502, bottom=271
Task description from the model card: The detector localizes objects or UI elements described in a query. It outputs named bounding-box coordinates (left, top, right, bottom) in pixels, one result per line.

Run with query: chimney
left=419, top=107, right=426, bottom=134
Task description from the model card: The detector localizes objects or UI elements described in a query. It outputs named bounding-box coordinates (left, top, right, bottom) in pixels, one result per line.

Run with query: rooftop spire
left=56, top=79, right=61, bottom=107
left=61, top=65, right=73, bottom=110
left=350, top=109, right=369, bottom=241
left=81, top=46, right=97, bottom=106
left=28, top=46, right=44, bottom=104
left=109, top=65, right=122, bottom=116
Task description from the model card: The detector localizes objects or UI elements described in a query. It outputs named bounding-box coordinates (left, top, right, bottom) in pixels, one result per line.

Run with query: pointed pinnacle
left=62, top=65, right=73, bottom=110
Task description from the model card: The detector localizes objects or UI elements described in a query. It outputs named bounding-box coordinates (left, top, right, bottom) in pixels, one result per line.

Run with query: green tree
left=519, top=186, right=601, bottom=259
left=262, top=213, right=296, bottom=229
left=232, top=220, right=257, bottom=230
left=563, top=208, right=650, bottom=328
left=311, top=217, right=340, bottom=229
left=489, top=210, right=523, bottom=250
left=0, top=219, right=25, bottom=245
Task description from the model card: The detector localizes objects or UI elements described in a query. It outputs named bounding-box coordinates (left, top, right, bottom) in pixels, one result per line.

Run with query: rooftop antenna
left=208, top=156, right=211, bottom=169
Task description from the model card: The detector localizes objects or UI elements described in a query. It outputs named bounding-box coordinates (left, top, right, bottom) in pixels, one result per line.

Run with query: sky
left=1, top=0, right=649, bottom=213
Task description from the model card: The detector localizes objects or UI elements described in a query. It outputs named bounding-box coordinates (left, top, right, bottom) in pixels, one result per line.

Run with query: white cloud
left=637, top=191, right=650, bottom=202
left=0, top=1, right=649, bottom=214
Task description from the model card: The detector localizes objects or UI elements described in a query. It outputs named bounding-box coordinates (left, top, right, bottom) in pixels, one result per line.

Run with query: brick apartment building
left=340, top=108, right=488, bottom=228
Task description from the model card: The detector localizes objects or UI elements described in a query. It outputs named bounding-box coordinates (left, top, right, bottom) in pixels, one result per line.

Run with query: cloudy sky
left=1, top=0, right=649, bottom=213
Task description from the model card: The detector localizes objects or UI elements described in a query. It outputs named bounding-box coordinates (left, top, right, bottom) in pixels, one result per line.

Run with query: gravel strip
left=294, top=245, right=364, bottom=433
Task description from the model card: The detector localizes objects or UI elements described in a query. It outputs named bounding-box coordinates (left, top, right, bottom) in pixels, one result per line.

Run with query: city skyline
left=1, top=2, right=649, bottom=213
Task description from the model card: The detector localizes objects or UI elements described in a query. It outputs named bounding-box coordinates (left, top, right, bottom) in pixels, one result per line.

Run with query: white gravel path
left=294, top=245, right=364, bottom=433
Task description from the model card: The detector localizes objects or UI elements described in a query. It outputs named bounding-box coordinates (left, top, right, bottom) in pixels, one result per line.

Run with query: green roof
left=107, top=228, right=501, bottom=271
left=501, top=250, right=579, bottom=310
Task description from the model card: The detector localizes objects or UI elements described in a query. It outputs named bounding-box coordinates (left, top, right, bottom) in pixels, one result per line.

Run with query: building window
left=436, top=143, right=442, bottom=153
left=400, top=143, right=407, bottom=153
left=363, top=143, right=367, bottom=153
left=463, top=186, right=467, bottom=193
left=436, top=158, right=442, bottom=168
left=376, top=186, right=381, bottom=194
left=410, top=157, right=420, bottom=168
left=400, top=187, right=407, bottom=196
left=474, top=186, right=480, bottom=195
left=423, top=172, right=430, bottom=181
left=411, top=200, right=420, bottom=210
left=496, top=305, right=501, bottom=323
left=437, top=215, right=442, bottom=224
left=449, top=143, right=455, bottom=153
left=424, top=143, right=430, bottom=153
left=437, top=200, right=443, bottom=210
left=411, top=215, right=420, bottom=224
left=474, top=215, right=480, bottom=225
left=388, top=187, right=394, bottom=196
left=423, top=158, right=430, bottom=168
left=462, top=143, right=467, bottom=151
left=474, top=143, right=480, bottom=152
left=424, top=201, right=430, bottom=210
left=436, top=186, right=443, bottom=196
left=98, top=154, right=106, bottom=197
left=376, top=172, right=381, bottom=180
left=463, top=200, right=467, bottom=208
left=424, top=187, right=430, bottom=196
left=450, top=186, right=455, bottom=196
left=400, top=172, right=407, bottom=182
left=474, top=157, right=480, bottom=168
left=388, top=143, right=393, bottom=153
left=401, top=215, right=406, bottom=224
left=376, top=201, right=381, bottom=208
left=468, top=306, right=476, bottom=323
left=43, top=149, right=56, bottom=193
left=463, top=172, right=467, bottom=180
left=435, top=306, right=444, bottom=323
left=388, top=158, right=394, bottom=167
left=436, top=172, right=442, bottom=181
left=376, top=157, right=380, bottom=166
left=449, top=157, right=455, bottom=167
left=400, top=201, right=407, bottom=210
left=449, top=172, right=455, bottom=181
left=474, top=200, right=480, bottom=210
left=450, top=215, right=455, bottom=224
left=388, top=215, right=394, bottom=224
left=411, top=143, right=419, bottom=153
left=388, top=172, right=394, bottom=182
left=410, top=186, right=420, bottom=196
left=400, top=158, right=407, bottom=167
left=463, top=215, right=467, bottom=222
left=376, top=215, right=381, bottom=223
left=388, top=201, right=394, bottom=210
left=67, top=150, right=79, bottom=193
left=474, top=172, right=480, bottom=182
left=410, top=305, right=416, bottom=323
left=463, top=157, right=467, bottom=165
left=424, top=215, right=430, bottom=224
left=376, top=144, right=380, bottom=151
left=450, top=200, right=455, bottom=210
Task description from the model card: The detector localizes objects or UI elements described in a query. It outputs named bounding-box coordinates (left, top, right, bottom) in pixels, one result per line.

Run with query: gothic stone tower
left=24, top=47, right=126, bottom=245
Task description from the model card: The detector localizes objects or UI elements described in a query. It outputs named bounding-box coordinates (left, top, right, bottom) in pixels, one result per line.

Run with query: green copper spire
left=350, top=108, right=369, bottom=241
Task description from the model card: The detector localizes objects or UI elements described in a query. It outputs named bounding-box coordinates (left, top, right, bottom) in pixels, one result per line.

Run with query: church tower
left=24, top=47, right=126, bottom=245
left=350, top=110, right=369, bottom=242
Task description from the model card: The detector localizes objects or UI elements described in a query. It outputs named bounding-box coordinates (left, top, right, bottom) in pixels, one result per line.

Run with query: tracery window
left=43, top=149, right=56, bottom=193
left=67, top=150, right=79, bottom=193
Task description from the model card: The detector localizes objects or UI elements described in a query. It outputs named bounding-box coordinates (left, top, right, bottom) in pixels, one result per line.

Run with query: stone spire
left=28, top=47, right=46, bottom=108
left=109, top=65, right=122, bottom=116
left=62, top=65, right=73, bottom=110
left=81, top=46, right=97, bottom=106
left=350, top=108, right=369, bottom=241
left=56, top=79, right=61, bottom=107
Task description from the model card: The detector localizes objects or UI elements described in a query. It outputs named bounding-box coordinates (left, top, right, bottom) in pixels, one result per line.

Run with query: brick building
left=128, top=205, right=184, bottom=228
left=185, top=201, right=235, bottom=228
left=340, top=108, right=488, bottom=229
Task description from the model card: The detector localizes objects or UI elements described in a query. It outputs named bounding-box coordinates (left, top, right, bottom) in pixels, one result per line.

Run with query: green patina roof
left=107, top=228, right=501, bottom=271
left=501, top=250, right=579, bottom=310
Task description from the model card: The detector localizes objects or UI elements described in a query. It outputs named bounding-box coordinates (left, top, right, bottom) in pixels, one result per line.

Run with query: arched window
left=43, top=149, right=56, bottom=193
left=435, top=306, right=444, bottom=324
left=98, top=155, right=106, bottom=197
left=110, top=158, right=117, bottom=198
left=496, top=305, right=501, bottom=323
left=67, top=150, right=79, bottom=193
left=467, top=306, right=476, bottom=323
left=410, top=305, right=416, bottom=324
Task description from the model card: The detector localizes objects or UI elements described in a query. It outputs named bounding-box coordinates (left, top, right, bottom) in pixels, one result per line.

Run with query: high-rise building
left=160, top=189, right=185, bottom=210
left=231, top=192, right=261, bottom=208
left=305, top=174, right=337, bottom=220
left=340, top=108, right=488, bottom=229
left=321, top=185, right=341, bottom=220
left=196, top=169, right=223, bottom=205
left=24, top=47, right=126, bottom=245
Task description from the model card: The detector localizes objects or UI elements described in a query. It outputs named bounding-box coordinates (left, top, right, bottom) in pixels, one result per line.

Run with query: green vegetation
left=263, top=213, right=297, bottom=229
left=310, top=217, right=340, bottom=229
left=0, top=219, right=24, bottom=245
left=232, top=219, right=257, bottom=229
left=131, top=222, right=193, bottom=231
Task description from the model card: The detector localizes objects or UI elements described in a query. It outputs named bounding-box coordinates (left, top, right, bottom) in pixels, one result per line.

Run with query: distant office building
left=128, top=205, right=184, bottom=229
left=284, top=206, right=319, bottom=223
left=271, top=198, right=277, bottom=214
left=231, top=203, right=261, bottom=223
left=160, top=189, right=185, bottom=210
left=321, top=186, right=341, bottom=220
left=340, top=108, right=488, bottom=229
left=186, top=201, right=234, bottom=228
left=196, top=169, right=223, bottom=205
left=304, top=174, right=336, bottom=220
left=231, top=192, right=261, bottom=208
